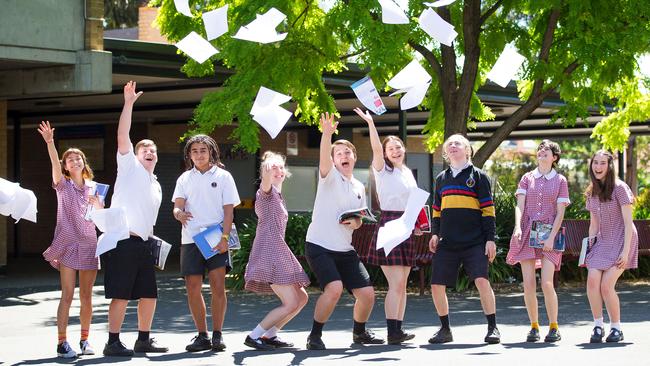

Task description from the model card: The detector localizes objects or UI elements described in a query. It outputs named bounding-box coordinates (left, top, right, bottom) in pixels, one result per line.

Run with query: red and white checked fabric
left=506, top=170, right=569, bottom=270
left=42, top=178, right=99, bottom=270
left=245, top=186, right=310, bottom=293
left=585, top=180, right=639, bottom=270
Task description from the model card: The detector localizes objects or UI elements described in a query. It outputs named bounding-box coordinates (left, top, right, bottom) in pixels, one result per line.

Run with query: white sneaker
left=80, top=340, right=95, bottom=355
left=57, top=341, right=78, bottom=358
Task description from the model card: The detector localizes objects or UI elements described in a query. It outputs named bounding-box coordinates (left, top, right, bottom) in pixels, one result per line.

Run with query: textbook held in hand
left=84, top=183, right=110, bottom=221
left=338, top=207, right=377, bottom=224
left=528, top=221, right=565, bottom=252
left=192, top=223, right=241, bottom=260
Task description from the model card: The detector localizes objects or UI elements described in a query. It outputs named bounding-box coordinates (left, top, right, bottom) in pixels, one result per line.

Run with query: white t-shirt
left=110, top=147, right=162, bottom=240
left=306, top=168, right=366, bottom=252
left=374, top=165, right=417, bottom=211
left=172, top=165, right=241, bottom=244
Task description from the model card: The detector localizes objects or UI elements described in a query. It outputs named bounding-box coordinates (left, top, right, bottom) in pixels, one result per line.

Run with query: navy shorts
left=430, top=242, right=489, bottom=287
left=101, top=236, right=157, bottom=300
left=180, top=244, right=231, bottom=276
left=305, top=242, right=372, bottom=292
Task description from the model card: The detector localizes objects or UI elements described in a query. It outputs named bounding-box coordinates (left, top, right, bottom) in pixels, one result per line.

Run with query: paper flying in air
left=378, top=0, right=409, bottom=24
left=250, top=86, right=292, bottom=139
left=174, top=0, right=193, bottom=17
left=423, top=0, right=457, bottom=7
left=486, top=43, right=526, bottom=88
left=388, top=59, right=432, bottom=110
left=351, top=76, right=387, bottom=115
left=176, top=31, right=219, bottom=64
left=377, top=187, right=430, bottom=255
left=202, top=5, right=229, bottom=40
left=0, top=178, right=37, bottom=223
left=418, top=8, right=458, bottom=46
left=91, top=207, right=130, bottom=257
left=233, top=8, right=288, bottom=44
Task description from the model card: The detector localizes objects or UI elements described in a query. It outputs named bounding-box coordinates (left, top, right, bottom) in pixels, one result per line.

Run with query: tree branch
left=339, top=48, right=367, bottom=60
left=530, top=8, right=561, bottom=99
left=480, top=0, right=504, bottom=25
left=408, top=40, right=442, bottom=81
left=291, top=3, right=311, bottom=28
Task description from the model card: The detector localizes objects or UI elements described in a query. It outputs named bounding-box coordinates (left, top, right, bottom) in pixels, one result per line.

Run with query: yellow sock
left=531, top=322, right=539, bottom=330
left=550, top=322, right=559, bottom=330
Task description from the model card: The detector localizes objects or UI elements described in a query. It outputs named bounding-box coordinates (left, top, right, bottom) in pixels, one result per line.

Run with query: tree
left=152, top=0, right=650, bottom=166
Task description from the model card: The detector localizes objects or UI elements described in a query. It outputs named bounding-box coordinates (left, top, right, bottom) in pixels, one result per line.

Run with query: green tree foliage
left=153, top=0, right=650, bottom=163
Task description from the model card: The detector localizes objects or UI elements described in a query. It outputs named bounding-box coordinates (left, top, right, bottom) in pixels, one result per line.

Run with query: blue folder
left=192, top=223, right=241, bottom=260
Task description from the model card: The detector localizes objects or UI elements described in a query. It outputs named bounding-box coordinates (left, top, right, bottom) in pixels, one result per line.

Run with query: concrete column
left=0, top=100, right=7, bottom=270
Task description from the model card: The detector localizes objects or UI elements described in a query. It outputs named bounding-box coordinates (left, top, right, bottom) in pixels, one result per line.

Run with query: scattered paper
left=91, top=207, right=130, bottom=257
left=378, top=0, right=409, bottom=24
left=318, top=0, right=337, bottom=13
left=351, top=76, right=387, bottom=115
left=388, top=60, right=432, bottom=110
left=174, top=0, right=193, bottom=17
left=250, top=86, right=292, bottom=139
left=0, top=178, right=37, bottom=223
left=202, top=5, right=229, bottom=40
left=233, top=8, right=288, bottom=44
left=423, top=0, right=457, bottom=7
left=418, top=8, right=458, bottom=46
left=486, top=43, right=526, bottom=88
left=377, top=187, right=430, bottom=255
left=176, top=31, right=219, bottom=64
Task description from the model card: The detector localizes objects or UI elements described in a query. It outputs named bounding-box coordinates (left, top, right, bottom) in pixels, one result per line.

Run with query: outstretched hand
left=37, top=121, right=54, bottom=143
left=319, top=112, right=338, bottom=136
left=123, top=80, right=143, bottom=104
left=353, top=107, right=374, bottom=125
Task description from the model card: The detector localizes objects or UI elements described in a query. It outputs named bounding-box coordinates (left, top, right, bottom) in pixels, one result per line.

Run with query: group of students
left=39, top=82, right=639, bottom=359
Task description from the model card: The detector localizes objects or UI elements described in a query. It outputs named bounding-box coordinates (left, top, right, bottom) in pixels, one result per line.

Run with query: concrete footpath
left=1, top=259, right=649, bottom=365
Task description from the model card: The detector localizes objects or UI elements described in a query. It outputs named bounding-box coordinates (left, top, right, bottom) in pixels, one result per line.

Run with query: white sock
left=594, top=318, right=604, bottom=328
left=610, top=322, right=622, bottom=331
left=263, top=326, right=279, bottom=338
left=249, top=325, right=267, bottom=340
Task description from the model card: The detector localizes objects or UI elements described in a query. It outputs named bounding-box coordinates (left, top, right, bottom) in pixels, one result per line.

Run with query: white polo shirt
left=172, top=165, right=241, bottom=244
left=110, top=147, right=162, bottom=240
left=306, top=167, right=366, bottom=252
left=374, top=165, right=417, bottom=211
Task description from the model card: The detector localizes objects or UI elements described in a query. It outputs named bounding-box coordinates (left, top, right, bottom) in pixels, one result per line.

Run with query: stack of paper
left=233, top=8, right=288, bottom=44
left=378, top=0, right=409, bottom=24
left=0, top=178, right=37, bottom=223
left=418, top=8, right=458, bottom=46
left=388, top=59, right=432, bottom=110
left=486, top=43, right=526, bottom=88
left=377, top=187, right=430, bottom=255
left=91, top=207, right=130, bottom=257
left=351, top=76, right=387, bottom=115
left=250, top=86, right=292, bottom=139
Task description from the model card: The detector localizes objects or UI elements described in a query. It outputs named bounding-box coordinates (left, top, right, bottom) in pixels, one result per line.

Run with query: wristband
left=221, top=233, right=230, bottom=241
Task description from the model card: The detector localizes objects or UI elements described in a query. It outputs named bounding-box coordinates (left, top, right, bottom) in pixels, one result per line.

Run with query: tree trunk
left=626, top=136, right=638, bottom=195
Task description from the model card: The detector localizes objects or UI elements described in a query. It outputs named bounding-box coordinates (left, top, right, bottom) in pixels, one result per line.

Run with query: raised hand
left=37, top=121, right=54, bottom=143
left=123, top=80, right=143, bottom=105
left=353, top=107, right=374, bottom=125
left=319, top=112, right=338, bottom=136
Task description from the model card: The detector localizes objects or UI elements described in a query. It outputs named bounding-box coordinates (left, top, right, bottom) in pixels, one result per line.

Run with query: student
left=428, top=134, right=500, bottom=344
left=354, top=108, right=419, bottom=345
left=172, top=134, right=240, bottom=352
left=506, top=140, right=570, bottom=342
left=584, top=150, right=638, bottom=343
left=39, top=121, right=102, bottom=358
left=304, top=112, right=384, bottom=350
left=243, top=151, right=310, bottom=350
left=101, top=81, right=168, bottom=357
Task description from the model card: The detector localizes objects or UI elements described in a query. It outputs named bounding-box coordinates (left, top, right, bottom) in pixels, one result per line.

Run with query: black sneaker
left=262, top=336, right=294, bottom=348
left=306, top=335, right=326, bottom=350
left=526, top=328, right=540, bottom=342
left=353, top=329, right=385, bottom=345
left=244, top=335, right=274, bottom=351
left=133, top=338, right=168, bottom=353
left=212, top=333, right=226, bottom=352
left=103, top=341, right=134, bottom=357
left=544, top=328, right=561, bottom=343
left=606, top=328, right=624, bottom=343
left=484, top=327, right=501, bottom=344
left=387, top=330, right=416, bottom=345
left=428, top=327, right=453, bottom=344
left=590, top=326, right=604, bottom=343
left=185, top=334, right=212, bottom=352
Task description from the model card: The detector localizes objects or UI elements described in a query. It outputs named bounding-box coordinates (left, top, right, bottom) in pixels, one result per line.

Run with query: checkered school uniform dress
left=245, top=186, right=310, bottom=293
left=366, top=211, right=418, bottom=267
left=42, top=178, right=99, bottom=270
left=585, top=180, right=639, bottom=270
left=506, top=169, right=570, bottom=271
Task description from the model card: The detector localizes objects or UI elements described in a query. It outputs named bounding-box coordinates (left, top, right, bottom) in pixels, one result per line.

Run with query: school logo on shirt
left=466, top=176, right=475, bottom=188
left=211, top=182, right=217, bottom=188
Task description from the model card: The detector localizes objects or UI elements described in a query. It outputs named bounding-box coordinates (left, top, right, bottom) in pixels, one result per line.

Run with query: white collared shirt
left=374, top=164, right=417, bottom=211
left=450, top=161, right=471, bottom=177
left=172, top=165, right=241, bottom=244
left=532, top=167, right=557, bottom=180
left=110, top=146, right=162, bottom=240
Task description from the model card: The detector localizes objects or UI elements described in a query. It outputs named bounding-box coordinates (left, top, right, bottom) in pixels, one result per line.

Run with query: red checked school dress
left=245, top=186, right=310, bottom=293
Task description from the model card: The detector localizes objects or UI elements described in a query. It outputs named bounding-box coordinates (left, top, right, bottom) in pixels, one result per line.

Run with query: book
left=338, top=207, right=377, bottom=224
left=192, top=223, right=241, bottom=260
left=84, top=182, right=110, bottom=221
left=528, top=221, right=566, bottom=252
left=578, top=236, right=595, bottom=267
left=150, top=236, right=172, bottom=270
left=416, top=205, right=431, bottom=232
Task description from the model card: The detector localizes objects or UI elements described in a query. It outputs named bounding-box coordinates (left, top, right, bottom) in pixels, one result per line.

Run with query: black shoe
left=606, top=328, right=624, bottom=343
left=590, top=326, right=604, bottom=343
left=306, top=335, right=326, bottom=350
left=133, top=338, right=168, bottom=353
left=526, top=328, right=540, bottom=342
left=484, top=327, right=501, bottom=344
left=211, top=333, right=227, bottom=352
left=353, top=329, right=385, bottom=345
left=262, top=336, right=294, bottom=348
left=544, top=328, right=561, bottom=343
left=103, top=341, right=134, bottom=357
left=185, top=334, right=212, bottom=352
left=387, top=330, right=416, bottom=345
left=428, top=327, right=453, bottom=344
left=244, top=335, right=274, bottom=351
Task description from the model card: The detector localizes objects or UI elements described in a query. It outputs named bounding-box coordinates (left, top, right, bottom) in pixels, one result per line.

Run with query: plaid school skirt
left=366, top=210, right=417, bottom=267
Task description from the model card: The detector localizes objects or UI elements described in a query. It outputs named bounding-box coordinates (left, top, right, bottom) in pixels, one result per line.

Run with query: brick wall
left=85, top=0, right=104, bottom=50
left=138, top=6, right=169, bottom=43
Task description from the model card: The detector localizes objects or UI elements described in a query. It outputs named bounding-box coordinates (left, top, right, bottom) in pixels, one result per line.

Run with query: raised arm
left=260, top=160, right=274, bottom=193
left=37, top=121, right=63, bottom=185
left=117, top=81, right=143, bottom=155
left=353, top=108, right=384, bottom=172
left=318, top=112, right=338, bottom=178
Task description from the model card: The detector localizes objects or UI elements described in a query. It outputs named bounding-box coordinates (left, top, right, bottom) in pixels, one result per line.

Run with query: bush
left=633, top=187, right=650, bottom=219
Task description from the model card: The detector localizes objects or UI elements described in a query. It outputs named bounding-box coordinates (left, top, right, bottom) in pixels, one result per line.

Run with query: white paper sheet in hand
left=388, top=60, right=432, bottom=110
left=174, top=0, right=193, bottom=17
left=202, top=5, right=229, bottom=40
left=233, top=8, right=288, bottom=44
left=424, top=0, right=457, bottom=7
left=378, top=0, right=409, bottom=24
left=377, top=187, right=430, bottom=255
left=176, top=31, right=219, bottom=64
left=250, top=86, right=292, bottom=139
left=418, top=8, right=458, bottom=46
left=91, top=207, right=130, bottom=257
left=486, top=44, right=526, bottom=88
left=351, top=76, right=387, bottom=115
left=0, top=178, right=37, bottom=223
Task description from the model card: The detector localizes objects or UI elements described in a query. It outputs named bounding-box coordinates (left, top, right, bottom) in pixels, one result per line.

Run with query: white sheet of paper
left=176, top=31, right=219, bottom=64
left=424, top=0, right=457, bottom=7
left=251, top=86, right=292, bottom=139
left=91, top=207, right=130, bottom=257
left=388, top=59, right=432, bottom=90
left=377, top=187, right=430, bottom=255
left=318, top=0, right=337, bottom=13
left=351, top=76, right=387, bottom=115
left=202, top=5, right=229, bottom=40
left=0, top=178, right=17, bottom=206
left=0, top=178, right=37, bottom=223
left=418, top=8, right=458, bottom=46
left=378, top=0, right=409, bottom=24
left=390, top=81, right=431, bottom=110
left=232, top=8, right=288, bottom=44
left=486, top=43, right=526, bottom=88
left=174, top=0, right=192, bottom=17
